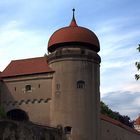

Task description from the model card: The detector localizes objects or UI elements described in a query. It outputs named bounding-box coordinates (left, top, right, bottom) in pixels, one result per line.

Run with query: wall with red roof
left=134, top=116, right=140, bottom=132
left=101, top=114, right=140, bottom=140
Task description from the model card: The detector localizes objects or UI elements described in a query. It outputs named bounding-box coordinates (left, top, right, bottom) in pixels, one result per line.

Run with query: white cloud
left=0, top=20, right=50, bottom=71
left=101, top=91, right=140, bottom=119
left=96, top=14, right=140, bottom=97
left=121, top=83, right=140, bottom=93
left=133, top=97, right=140, bottom=106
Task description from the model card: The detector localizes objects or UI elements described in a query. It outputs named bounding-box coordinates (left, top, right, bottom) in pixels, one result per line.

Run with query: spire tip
left=72, top=8, right=75, bottom=19
left=69, top=8, right=78, bottom=27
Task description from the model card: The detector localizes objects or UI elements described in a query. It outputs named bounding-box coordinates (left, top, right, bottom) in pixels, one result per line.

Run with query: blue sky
left=0, top=0, right=140, bottom=120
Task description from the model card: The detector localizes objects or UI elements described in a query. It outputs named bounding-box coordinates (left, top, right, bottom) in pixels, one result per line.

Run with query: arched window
left=77, top=80, right=85, bottom=89
left=7, top=109, right=29, bottom=121
left=25, top=85, right=31, bottom=92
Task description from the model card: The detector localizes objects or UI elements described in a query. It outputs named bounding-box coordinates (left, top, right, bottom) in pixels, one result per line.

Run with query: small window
left=64, top=126, right=72, bottom=134
left=81, top=49, right=85, bottom=54
left=77, top=80, right=85, bottom=89
left=38, top=84, right=40, bottom=88
left=25, top=85, right=31, bottom=92
left=56, top=84, right=60, bottom=90
left=14, top=87, right=16, bottom=91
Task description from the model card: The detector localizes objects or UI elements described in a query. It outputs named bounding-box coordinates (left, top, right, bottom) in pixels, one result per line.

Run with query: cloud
left=95, top=15, right=140, bottom=96
left=101, top=91, right=140, bottom=120
left=0, top=20, right=50, bottom=71
left=120, top=83, right=140, bottom=93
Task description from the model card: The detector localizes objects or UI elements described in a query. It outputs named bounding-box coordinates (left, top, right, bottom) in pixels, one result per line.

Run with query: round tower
left=48, top=10, right=101, bottom=140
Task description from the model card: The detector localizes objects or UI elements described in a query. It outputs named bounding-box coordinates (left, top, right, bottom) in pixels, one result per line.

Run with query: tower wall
left=48, top=47, right=101, bottom=140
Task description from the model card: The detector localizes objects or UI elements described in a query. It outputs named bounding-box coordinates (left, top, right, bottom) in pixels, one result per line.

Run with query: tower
left=48, top=10, right=101, bottom=140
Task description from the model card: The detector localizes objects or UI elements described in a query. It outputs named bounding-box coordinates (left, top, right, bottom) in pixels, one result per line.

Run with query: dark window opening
left=81, top=49, right=85, bottom=54
left=56, top=84, right=60, bottom=90
left=64, top=126, right=72, bottom=134
left=77, top=80, right=85, bottom=89
left=25, top=85, right=31, bottom=91
left=7, top=109, right=29, bottom=121
left=38, top=84, right=40, bottom=88
left=14, top=87, right=16, bottom=91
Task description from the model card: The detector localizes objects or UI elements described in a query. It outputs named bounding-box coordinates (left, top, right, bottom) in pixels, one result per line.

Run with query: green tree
left=100, top=101, right=134, bottom=128
left=135, top=44, right=140, bottom=80
left=0, top=105, right=6, bottom=118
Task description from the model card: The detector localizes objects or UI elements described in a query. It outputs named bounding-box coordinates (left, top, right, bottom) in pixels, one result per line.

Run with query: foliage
left=0, top=105, right=6, bottom=118
left=100, top=101, right=134, bottom=128
left=135, top=44, right=140, bottom=80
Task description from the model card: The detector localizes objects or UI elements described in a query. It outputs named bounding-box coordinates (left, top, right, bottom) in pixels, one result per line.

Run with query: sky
left=0, top=0, right=140, bottom=120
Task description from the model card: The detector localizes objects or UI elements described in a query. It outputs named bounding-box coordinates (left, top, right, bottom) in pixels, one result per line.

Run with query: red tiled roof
left=1, top=57, right=54, bottom=78
left=48, top=16, right=100, bottom=53
left=135, top=116, right=140, bottom=125
left=101, top=114, right=140, bottom=135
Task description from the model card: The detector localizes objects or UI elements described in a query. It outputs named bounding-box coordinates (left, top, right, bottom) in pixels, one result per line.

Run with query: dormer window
left=77, top=80, right=85, bottom=89
left=25, top=85, right=32, bottom=92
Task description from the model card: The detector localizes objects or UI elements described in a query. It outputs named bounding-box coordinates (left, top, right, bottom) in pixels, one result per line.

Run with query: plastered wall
left=101, top=119, right=140, bottom=140
left=1, top=73, right=53, bottom=125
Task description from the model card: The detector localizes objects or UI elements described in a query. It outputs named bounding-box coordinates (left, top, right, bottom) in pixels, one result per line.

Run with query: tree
left=135, top=44, right=140, bottom=80
left=100, top=101, right=134, bottom=128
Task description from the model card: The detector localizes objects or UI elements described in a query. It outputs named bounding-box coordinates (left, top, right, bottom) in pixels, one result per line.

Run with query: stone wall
left=0, top=120, right=63, bottom=140
left=1, top=117, right=140, bottom=140
left=101, top=115, right=140, bottom=140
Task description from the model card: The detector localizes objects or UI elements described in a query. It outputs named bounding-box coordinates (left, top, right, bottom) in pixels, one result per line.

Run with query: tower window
left=64, top=126, right=72, bottom=134
left=77, top=80, right=85, bottom=89
left=56, top=84, right=60, bottom=90
left=25, top=85, right=32, bottom=92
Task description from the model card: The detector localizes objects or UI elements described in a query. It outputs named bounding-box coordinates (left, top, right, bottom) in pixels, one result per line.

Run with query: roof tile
left=1, top=57, right=54, bottom=78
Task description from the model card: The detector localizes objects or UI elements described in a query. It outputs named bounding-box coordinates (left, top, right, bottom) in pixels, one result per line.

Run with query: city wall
left=0, top=119, right=63, bottom=140
left=0, top=117, right=140, bottom=140
left=101, top=115, right=140, bottom=140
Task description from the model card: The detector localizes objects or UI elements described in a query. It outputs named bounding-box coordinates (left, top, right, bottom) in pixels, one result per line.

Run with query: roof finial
left=69, top=8, right=78, bottom=27
left=72, top=8, right=75, bottom=20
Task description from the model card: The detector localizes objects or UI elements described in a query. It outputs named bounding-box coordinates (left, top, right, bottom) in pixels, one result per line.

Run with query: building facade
left=0, top=11, right=101, bottom=140
left=0, top=11, right=140, bottom=140
left=134, top=116, right=140, bottom=132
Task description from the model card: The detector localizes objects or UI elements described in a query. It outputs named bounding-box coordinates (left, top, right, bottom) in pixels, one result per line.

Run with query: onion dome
left=48, top=9, right=100, bottom=52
